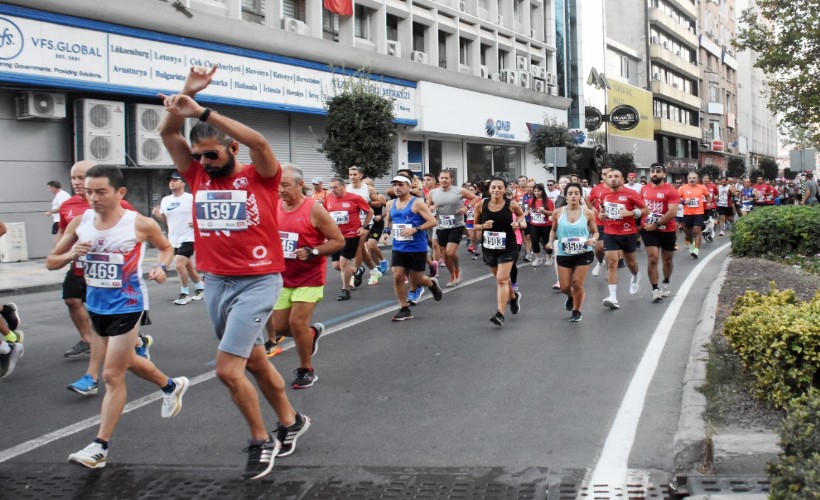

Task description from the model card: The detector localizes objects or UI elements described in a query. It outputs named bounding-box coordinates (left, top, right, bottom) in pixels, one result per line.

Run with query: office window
left=355, top=5, right=372, bottom=39
left=459, top=37, right=471, bottom=65
left=620, top=55, right=630, bottom=78
left=413, top=23, right=425, bottom=51
left=387, top=14, right=399, bottom=41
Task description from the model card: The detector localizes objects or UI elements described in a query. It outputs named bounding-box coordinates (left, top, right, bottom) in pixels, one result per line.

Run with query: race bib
left=483, top=231, right=506, bottom=249
left=82, top=253, right=124, bottom=288
left=604, top=201, right=624, bottom=220
left=531, top=212, right=546, bottom=224
left=644, top=213, right=667, bottom=230
left=393, top=223, right=413, bottom=241
left=359, top=209, right=367, bottom=225
left=717, top=193, right=728, bottom=207
left=686, top=197, right=700, bottom=208
left=677, top=204, right=684, bottom=217
left=279, top=231, right=299, bottom=259
left=439, top=215, right=455, bottom=228
left=561, top=237, right=587, bottom=255
left=331, top=211, right=350, bottom=225
left=466, top=207, right=474, bottom=220
left=195, top=190, right=248, bottom=230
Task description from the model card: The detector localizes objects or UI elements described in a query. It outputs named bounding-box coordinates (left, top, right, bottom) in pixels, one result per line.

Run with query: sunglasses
left=547, top=183, right=555, bottom=187
left=191, top=150, right=221, bottom=162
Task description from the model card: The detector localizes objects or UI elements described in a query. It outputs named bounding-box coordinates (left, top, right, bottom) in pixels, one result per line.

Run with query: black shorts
left=482, top=249, right=518, bottom=267
left=174, top=241, right=195, bottom=258
left=51, top=221, right=59, bottom=235
left=705, top=208, right=718, bottom=220
left=391, top=250, right=427, bottom=272
left=603, top=233, right=637, bottom=253
left=640, top=230, right=677, bottom=252
left=62, top=268, right=86, bottom=301
left=437, top=226, right=465, bottom=247
left=717, top=206, right=733, bottom=217
left=556, top=251, right=594, bottom=269
left=89, top=311, right=144, bottom=337
left=332, top=237, right=360, bottom=261
left=368, top=220, right=385, bottom=241
left=683, top=214, right=704, bottom=229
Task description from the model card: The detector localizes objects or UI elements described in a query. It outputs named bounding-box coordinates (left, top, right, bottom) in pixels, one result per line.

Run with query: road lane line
left=0, top=272, right=495, bottom=463
left=586, top=242, right=730, bottom=490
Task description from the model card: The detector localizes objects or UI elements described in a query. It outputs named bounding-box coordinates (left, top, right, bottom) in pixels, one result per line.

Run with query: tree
left=727, top=155, right=747, bottom=178
left=735, top=2, right=820, bottom=149
left=608, top=152, right=635, bottom=175
left=318, top=72, right=396, bottom=179
left=759, top=157, right=779, bottom=180
left=699, top=164, right=721, bottom=181
left=528, top=118, right=581, bottom=174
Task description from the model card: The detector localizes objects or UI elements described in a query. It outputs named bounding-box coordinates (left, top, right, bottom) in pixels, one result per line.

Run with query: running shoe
left=0, top=342, right=23, bottom=379
left=489, top=311, right=505, bottom=326
left=718, top=230, right=725, bottom=236
left=603, top=297, right=620, bottom=310
left=174, top=293, right=191, bottom=305
left=564, top=296, right=574, bottom=312
left=691, top=247, right=699, bottom=259
left=544, top=255, right=554, bottom=266
left=551, top=281, right=560, bottom=290
left=466, top=245, right=476, bottom=254
left=352, top=266, right=366, bottom=288
left=135, top=334, right=153, bottom=360
left=629, top=272, right=641, bottom=295
left=591, top=261, right=602, bottom=277
left=368, top=268, right=382, bottom=286
left=429, top=260, right=439, bottom=278
left=453, top=269, right=462, bottom=285
left=69, top=441, right=107, bottom=469
left=391, top=308, right=414, bottom=321
left=243, top=433, right=280, bottom=480
left=651, top=289, right=663, bottom=303
left=2, top=303, right=20, bottom=331
left=161, top=376, right=189, bottom=418
left=523, top=252, right=533, bottom=262
left=265, top=336, right=285, bottom=358
left=509, top=291, right=522, bottom=315
left=661, top=283, right=672, bottom=298
left=531, top=257, right=541, bottom=267
left=446, top=276, right=457, bottom=288
left=512, top=282, right=520, bottom=292
left=569, top=310, right=583, bottom=322
left=429, top=278, right=443, bottom=301
left=310, top=323, right=324, bottom=356
left=408, top=287, right=424, bottom=305
left=292, top=368, right=318, bottom=389
left=336, top=289, right=351, bottom=301
left=67, top=374, right=98, bottom=396
left=276, top=413, right=311, bottom=457
left=64, top=340, right=90, bottom=358
left=472, top=251, right=481, bottom=261
left=378, top=260, right=389, bottom=274
left=191, top=288, right=206, bottom=301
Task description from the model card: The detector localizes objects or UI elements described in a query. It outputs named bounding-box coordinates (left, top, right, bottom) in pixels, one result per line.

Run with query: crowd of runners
left=2, top=65, right=818, bottom=481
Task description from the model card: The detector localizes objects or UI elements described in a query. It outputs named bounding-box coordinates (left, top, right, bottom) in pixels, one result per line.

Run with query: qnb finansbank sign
left=0, top=6, right=417, bottom=124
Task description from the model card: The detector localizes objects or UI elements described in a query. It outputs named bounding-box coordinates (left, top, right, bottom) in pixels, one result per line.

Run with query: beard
left=204, top=152, right=236, bottom=178
left=651, top=176, right=663, bottom=185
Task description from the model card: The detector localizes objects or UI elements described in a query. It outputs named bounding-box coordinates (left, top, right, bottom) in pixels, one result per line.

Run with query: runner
left=752, top=176, right=773, bottom=208
left=526, top=183, right=554, bottom=267
left=160, top=65, right=310, bottom=480
left=640, top=163, right=679, bottom=301
left=599, top=168, right=647, bottom=309
left=0, top=222, right=23, bottom=378
left=678, top=172, right=711, bottom=259
left=152, top=172, right=205, bottom=305
left=347, top=166, right=382, bottom=287
left=269, top=165, right=344, bottom=389
left=380, top=175, right=443, bottom=321
left=311, top=177, right=327, bottom=204
left=516, top=176, right=534, bottom=261
left=547, top=183, right=597, bottom=322
left=472, top=178, right=526, bottom=326
left=716, top=177, right=737, bottom=235
left=363, top=178, right=390, bottom=281
left=701, top=174, right=719, bottom=225
left=323, top=177, right=373, bottom=301
left=45, top=180, right=71, bottom=246
left=588, top=166, right=612, bottom=277
left=625, top=172, right=642, bottom=193
left=46, top=165, right=188, bottom=469
left=738, top=178, right=758, bottom=216
left=428, top=170, right=476, bottom=287
left=464, top=184, right=480, bottom=256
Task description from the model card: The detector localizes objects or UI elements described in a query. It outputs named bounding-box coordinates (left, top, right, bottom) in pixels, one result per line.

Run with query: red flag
left=324, top=0, right=353, bottom=16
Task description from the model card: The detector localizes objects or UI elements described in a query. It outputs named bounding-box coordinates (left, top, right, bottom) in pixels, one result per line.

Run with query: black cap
left=168, top=172, right=183, bottom=181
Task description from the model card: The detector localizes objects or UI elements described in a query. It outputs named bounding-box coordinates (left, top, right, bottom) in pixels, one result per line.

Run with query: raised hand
left=183, top=65, right=217, bottom=95
left=158, top=93, right=203, bottom=119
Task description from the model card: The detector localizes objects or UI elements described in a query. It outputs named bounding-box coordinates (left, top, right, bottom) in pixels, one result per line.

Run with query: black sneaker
left=428, top=278, right=443, bottom=301
left=489, top=311, right=505, bottom=326
left=310, top=323, right=324, bottom=356
left=564, top=296, right=574, bottom=312
left=242, top=433, right=280, bottom=480
left=569, top=310, right=583, bottom=322
left=64, top=340, right=90, bottom=358
left=276, top=413, right=311, bottom=457
left=336, top=289, right=351, bottom=301
left=292, top=368, right=318, bottom=389
left=391, top=308, right=413, bottom=321
left=509, top=291, right=522, bottom=315
left=352, top=266, right=365, bottom=288
left=2, top=303, right=20, bottom=331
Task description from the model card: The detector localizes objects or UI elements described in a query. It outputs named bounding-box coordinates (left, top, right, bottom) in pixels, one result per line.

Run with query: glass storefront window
left=466, top=143, right=520, bottom=183
left=428, top=140, right=443, bottom=178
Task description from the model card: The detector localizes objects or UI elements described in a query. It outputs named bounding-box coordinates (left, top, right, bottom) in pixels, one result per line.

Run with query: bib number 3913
left=82, top=253, right=124, bottom=288
left=195, top=191, right=248, bottom=230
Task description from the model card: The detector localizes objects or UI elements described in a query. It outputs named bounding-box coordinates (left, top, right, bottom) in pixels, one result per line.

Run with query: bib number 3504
left=195, top=191, right=248, bottom=230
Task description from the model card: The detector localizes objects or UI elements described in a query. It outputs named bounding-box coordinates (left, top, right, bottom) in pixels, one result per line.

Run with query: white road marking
left=585, top=242, right=731, bottom=492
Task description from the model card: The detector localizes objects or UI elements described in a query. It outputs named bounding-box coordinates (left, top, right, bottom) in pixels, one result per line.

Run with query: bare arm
left=547, top=207, right=562, bottom=249
left=413, top=198, right=437, bottom=230
left=46, top=217, right=84, bottom=270
left=136, top=215, right=173, bottom=284
left=585, top=208, right=599, bottom=245
left=0, top=221, right=5, bottom=238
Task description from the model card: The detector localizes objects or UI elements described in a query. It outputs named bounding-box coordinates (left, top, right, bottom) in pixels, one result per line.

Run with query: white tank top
left=348, top=184, right=371, bottom=203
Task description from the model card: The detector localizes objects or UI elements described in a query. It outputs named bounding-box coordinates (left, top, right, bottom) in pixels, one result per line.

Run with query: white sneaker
left=368, top=269, right=382, bottom=286
left=531, top=257, right=541, bottom=267
left=651, top=288, right=663, bottom=302
left=603, top=297, right=620, bottom=309
left=174, top=293, right=191, bottom=305
left=718, top=230, right=725, bottom=236
left=544, top=255, right=553, bottom=266
left=69, top=441, right=107, bottom=469
left=661, top=282, right=672, bottom=297
left=161, top=376, right=189, bottom=418
left=629, top=272, right=641, bottom=295
left=591, top=261, right=602, bottom=277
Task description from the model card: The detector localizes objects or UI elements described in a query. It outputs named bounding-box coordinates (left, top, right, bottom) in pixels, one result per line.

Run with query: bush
left=731, top=205, right=820, bottom=258
left=722, top=285, right=820, bottom=409
left=768, top=389, right=820, bottom=499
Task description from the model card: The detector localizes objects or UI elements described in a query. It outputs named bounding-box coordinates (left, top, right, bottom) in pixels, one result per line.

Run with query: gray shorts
left=204, top=273, right=283, bottom=358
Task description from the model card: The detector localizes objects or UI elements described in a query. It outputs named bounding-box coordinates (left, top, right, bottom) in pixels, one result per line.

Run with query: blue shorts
left=204, top=273, right=283, bottom=358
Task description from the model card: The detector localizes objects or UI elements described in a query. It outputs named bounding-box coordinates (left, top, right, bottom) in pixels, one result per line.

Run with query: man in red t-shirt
left=640, top=163, right=680, bottom=302
left=160, top=65, right=309, bottom=480
left=586, top=165, right=612, bottom=277
left=753, top=176, right=773, bottom=207
left=701, top=174, right=719, bottom=221
left=599, top=167, right=647, bottom=309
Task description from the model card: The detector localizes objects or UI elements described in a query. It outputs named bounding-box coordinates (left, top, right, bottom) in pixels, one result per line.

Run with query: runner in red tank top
left=587, top=165, right=612, bottom=277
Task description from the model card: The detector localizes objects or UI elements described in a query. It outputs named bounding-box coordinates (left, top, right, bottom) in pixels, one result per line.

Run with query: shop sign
left=712, top=140, right=724, bottom=152
left=609, top=105, right=640, bottom=131
left=585, top=106, right=602, bottom=131
left=485, top=118, right=515, bottom=139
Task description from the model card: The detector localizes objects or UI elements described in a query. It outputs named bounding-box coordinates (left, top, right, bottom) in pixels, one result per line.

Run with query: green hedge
left=722, top=285, right=820, bottom=409
left=768, top=389, right=820, bottom=500
left=731, top=206, right=820, bottom=257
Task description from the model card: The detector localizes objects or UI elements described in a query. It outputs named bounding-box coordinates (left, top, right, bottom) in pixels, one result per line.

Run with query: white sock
left=608, top=284, right=617, bottom=298
left=0, top=341, right=10, bottom=354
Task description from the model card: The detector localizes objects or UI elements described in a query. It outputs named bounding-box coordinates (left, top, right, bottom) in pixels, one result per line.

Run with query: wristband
left=156, top=264, right=167, bottom=272
left=199, top=107, right=212, bottom=122
left=383, top=228, right=391, bottom=235
left=633, top=208, right=642, bottom=219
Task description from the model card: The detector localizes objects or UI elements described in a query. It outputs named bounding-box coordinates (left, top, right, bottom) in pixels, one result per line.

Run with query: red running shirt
left=527, top=198, right=554, bottom=226
left=588, top=183, right=609, bottom=225
left=323, top=192, right=371, bottom=238
left=640, top=183, right=678, bottom=232
left=703, top=183, right=719, bottom=209
left=277, top=197, right=327, bottom=288
left=600, top=187, right=645, bottom=235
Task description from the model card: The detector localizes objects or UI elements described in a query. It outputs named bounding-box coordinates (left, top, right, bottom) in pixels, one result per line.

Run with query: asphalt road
left=0, top=234, right=729, bottom=480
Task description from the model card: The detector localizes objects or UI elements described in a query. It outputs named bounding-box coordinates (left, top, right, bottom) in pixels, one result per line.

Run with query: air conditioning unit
left=516, top=55, right=528, bottom=71
left=480, top=65, right=489, bottom=77
left=459, top=0, right=466, bottom=11
left=489, top=72, right=501, bottom=81
left=411, top=51, right=428, bottom=63
left=284, top=17, right=308, bottom=34
left=650, top=36, right=660, bottom=44
left=500, top=69, right=517, bottom=85
left=387, top=40, right=401, bottom=57
left=517, top=70, right=531, bottom=88
left=548, top=73, right=557, bottom=85
left=459, top=64, right=473, bottom=74
left=128, top=104, right=172, bottom=167
left=17, top=92, right=67, bottom=120
left=74, top=99, right=126, bottom=165
left=533, top=78, right=546, bottom=93
left=538, top=67, right=548, bottom=79
left=549, top=85, right=558, bottom=96
left=497, top=14, right=503, bottom=25
left=700, top=142, right=711, bottom=151
left=530, top=65, right=541, bottom=76
left=0, top=222, right=27, bottom=262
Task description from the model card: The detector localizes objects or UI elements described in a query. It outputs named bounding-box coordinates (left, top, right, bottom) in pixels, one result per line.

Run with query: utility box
left=0, top=222, right=28, bottom=262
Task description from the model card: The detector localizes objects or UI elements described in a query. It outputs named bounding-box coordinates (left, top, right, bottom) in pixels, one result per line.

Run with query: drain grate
left=551, top=469, right=672, bottom=500
left=677, top=476, right=771, bottom=496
